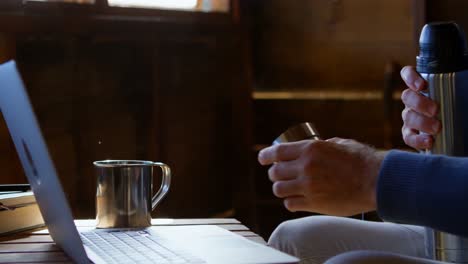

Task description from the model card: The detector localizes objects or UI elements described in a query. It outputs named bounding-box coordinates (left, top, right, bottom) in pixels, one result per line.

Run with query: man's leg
left=269, top=215, right=426, bottom=264
left=325, top=250, right=445, bottom=264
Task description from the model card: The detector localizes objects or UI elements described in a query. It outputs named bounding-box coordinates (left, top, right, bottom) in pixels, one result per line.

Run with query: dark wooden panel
left=254, top=99, right=388, bottom=147
left=0, top=243, right=61, bottom=253
left=426, top=0, right=468, bottom=30
left=0, top=112, right=27, bottom=184
left=13, top=37, right=155, bottom=217
left=248, top=0, right=415, bottom=90
left=0, top=34, right=26, bottom=184
left=0, top=252, right=70, bottom=262
left=153, top=39, right=236, bottom=218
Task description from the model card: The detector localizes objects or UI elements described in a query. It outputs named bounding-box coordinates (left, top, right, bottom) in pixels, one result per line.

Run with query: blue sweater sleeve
left=377, top=150, right=468, bottom=237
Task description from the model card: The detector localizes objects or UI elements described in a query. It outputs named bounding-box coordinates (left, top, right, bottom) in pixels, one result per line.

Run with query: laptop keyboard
left=80, top=230, right=206, bottom=264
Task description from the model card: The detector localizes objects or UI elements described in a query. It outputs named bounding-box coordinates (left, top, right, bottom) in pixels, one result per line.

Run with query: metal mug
left=273, top=122, right=320, bottom=145
left=93, top=160, right=171, bottom=228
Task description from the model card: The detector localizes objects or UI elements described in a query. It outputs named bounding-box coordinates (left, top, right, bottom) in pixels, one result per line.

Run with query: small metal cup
left=274, top=122, right=320, bottom=144
left=93, top=160, right=171, bottom=228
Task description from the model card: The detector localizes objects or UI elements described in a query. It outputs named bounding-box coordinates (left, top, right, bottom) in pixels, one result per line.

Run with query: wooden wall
left=15, top=37, right=152, bottom=217
left=0, top=4, right=251, bottom=222
left=247, top=0, right=415, bottom=91
left=0, top=33, right=26, bottom=185
left=426, top=0, right=468, bottom=30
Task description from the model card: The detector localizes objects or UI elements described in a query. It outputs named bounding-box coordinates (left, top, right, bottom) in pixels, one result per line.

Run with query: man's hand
left=400, top=66, right=441, bottom=150
left=257, top=138, right=386, bottom=216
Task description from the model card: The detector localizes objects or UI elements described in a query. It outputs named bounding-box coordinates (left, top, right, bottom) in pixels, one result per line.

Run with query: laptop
left=0, top=60, right=299, bottom=264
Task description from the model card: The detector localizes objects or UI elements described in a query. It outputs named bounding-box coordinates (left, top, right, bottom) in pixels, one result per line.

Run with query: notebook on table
left=0, top=60, right=299, bottom=264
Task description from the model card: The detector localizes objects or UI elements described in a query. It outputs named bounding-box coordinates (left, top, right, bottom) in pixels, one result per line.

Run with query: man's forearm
left=377, top=150, right=468, bottom=237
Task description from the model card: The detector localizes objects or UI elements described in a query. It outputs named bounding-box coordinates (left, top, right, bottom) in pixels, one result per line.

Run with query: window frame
left=3, top=0, right=232, bottom=14
left=0, top=0, right=238, bottom=35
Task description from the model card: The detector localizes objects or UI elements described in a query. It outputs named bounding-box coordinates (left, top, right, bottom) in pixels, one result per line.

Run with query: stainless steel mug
left=417, top=22, right=468, bottom=263
left=273, top=122, right=320, bottom=145
left=93, top=160, right=171, bottom=228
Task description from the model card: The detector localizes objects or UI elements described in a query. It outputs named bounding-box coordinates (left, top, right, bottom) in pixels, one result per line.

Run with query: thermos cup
left=417, top=21, right=468, bottom=263
left=273, top=122, right=320, bottom=145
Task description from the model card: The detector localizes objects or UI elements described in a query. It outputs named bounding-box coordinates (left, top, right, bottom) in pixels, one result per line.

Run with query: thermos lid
left=417, top=21, right=468, bottom=73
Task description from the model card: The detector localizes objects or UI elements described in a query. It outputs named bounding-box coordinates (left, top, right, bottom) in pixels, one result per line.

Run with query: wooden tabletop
left=0, top=218, right=266, bottom=263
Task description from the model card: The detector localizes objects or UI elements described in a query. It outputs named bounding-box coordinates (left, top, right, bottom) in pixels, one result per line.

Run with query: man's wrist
left=366, top=150, right=388, bottom=211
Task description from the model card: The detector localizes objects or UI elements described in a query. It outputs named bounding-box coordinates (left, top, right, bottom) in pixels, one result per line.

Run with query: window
left=108, top=0, right=197, bottom=10
left=26, top=0, right=230, bottom=12
left=27, top=0, right=95, bottom=3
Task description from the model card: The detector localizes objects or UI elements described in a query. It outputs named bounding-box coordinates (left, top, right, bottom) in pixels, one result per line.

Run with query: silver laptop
left=0, top=61, right=298, bottom=264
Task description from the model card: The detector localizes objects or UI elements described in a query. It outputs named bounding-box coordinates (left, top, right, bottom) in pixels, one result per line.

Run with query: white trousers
left=268, top=216, right=446, bottom=264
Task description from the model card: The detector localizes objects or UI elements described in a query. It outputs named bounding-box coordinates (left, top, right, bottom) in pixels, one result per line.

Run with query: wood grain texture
left=248, top=0, right=415, bottom=90
left=0, top=235, right=54, bottom=244
left=0, top=243, right=60, bottom=253
left=0, top=252, right=70, bottom=262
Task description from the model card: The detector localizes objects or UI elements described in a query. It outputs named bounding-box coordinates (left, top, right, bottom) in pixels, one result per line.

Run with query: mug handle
left=150, top=162, right=172, bottom=211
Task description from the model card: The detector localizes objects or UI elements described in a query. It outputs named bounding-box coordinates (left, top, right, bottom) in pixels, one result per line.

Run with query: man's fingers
left=401, top=66, right=426, bottom=91
left=401, top=89, right=438, bottom=117
left=258, top=141, right=307, bottom=165
left=272, top=180, right=304, bottom=198
left=402, top=125, right=433, bottom=150
left=402, top=107, right=441, bottom=135
left=283, top=196, right=308, bottom=212
left=268, top=161, right=300, bottom=182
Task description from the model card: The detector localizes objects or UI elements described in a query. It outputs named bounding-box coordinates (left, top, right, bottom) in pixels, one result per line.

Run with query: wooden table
left=0, top=218, right=266, bottom=263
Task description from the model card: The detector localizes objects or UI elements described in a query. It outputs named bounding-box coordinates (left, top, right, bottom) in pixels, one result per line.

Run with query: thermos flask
left=417, top=21, right=468, bottom=263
